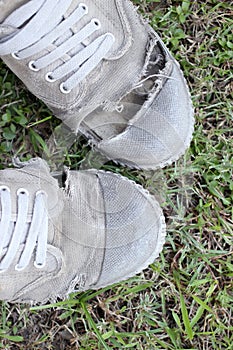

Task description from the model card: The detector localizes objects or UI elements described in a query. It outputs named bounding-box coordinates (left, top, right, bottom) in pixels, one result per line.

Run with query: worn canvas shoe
left=0, top=0, right=194, bottom=169
left=0, top=158, right=165, bottom=304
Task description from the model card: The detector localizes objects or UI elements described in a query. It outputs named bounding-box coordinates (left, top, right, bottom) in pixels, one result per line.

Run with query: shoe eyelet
left=60, top=83, right=71, bottom=94
left=17, top=188, right=29, bottom=196
left=106, top=33, right=115, bottom=42
left=15, top=264, right=25, bottom=272
left=79, top=3, right=88, bottom=14
left=11, top=52, right=21, bottom=60
left=45, top=72, right=56, bottom=83
left=0, top=185, right=10, bottom=193
left=28, top=60, right=40, bottom=72
left=34, top=261, right=46, bottom=269
left=91, top=18, right=101, bottom=29
left=36, top=190, right=48, bottom=198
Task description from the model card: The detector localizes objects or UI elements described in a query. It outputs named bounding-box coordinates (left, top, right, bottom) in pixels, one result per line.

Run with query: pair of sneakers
left=0, top=0, right=194, bottom=304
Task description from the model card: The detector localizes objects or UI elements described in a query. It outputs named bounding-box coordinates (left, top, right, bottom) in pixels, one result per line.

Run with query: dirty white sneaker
left=0, top=0, right=194, bottom=169
left=0, top=158, right=166, bottom=304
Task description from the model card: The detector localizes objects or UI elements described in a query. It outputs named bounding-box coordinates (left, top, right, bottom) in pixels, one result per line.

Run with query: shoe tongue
left=0, top=0, right=29, bottom=23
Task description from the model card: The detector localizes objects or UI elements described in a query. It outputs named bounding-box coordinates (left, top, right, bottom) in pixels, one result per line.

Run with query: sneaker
left=0, top=158, right=166, bottom=304
left=0, top=0, right=194, bottom=169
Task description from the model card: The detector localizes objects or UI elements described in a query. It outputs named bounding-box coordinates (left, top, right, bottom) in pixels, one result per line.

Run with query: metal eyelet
left=91, top=18, right=101, bottom=29
left=60, top=82, right=71, bottom=94
left=36, top=190, right=48, bottom=198
left=0, top=185, right=10, bottom=192
left=11, top=52, right=21, bottom=60
left=79, top=3, right=88, bottom=14
left=34, top=261, right=46, bottom=269
left=106, top=33, right=115, bottom=42
left=17, top=188, right=29, bottom=196
left=28, top=60, right=40, bottom=72
left=15, top=264, right=25, bottom=272
left=45, top=72, right=56, bottom=83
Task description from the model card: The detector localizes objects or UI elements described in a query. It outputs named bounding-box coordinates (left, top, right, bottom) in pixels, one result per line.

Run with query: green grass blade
left=80, top=301, right=110, bottom=350
left=180, top=293, right=194, bottom=340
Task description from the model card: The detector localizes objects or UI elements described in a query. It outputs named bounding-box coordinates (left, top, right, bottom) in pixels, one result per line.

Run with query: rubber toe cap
left=93, top=171, right=166, bottom=289
left=97, top=61, right=194, bottom=169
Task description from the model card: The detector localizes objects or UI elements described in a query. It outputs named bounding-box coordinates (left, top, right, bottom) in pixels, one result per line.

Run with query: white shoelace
left=0, top=186, right=48, bottom=272
left=0, top=0, right=115, bottom=93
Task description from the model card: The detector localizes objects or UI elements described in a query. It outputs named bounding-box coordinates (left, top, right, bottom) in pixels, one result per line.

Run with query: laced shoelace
left=0, top=186, right=48, bottom=272
left=0, top=0, right=115, bottom=93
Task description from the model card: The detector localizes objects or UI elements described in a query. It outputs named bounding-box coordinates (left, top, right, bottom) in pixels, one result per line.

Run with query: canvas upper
left=0, top=158, right=165, bottom=304
left=0, top=0, right=194, bottom=169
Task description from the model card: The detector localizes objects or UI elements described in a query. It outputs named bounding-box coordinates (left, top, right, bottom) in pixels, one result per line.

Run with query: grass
left=0, top=0, right=232, bottom=349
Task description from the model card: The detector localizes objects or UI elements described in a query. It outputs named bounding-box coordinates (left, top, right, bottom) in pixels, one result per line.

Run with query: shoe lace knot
left=0, top=0, right=115, bottom=93
left=0, top=186, right=48, bottom=272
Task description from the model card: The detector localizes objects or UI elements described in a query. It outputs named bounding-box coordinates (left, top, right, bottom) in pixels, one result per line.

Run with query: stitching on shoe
left=106, top=0, right=133, bottom=59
